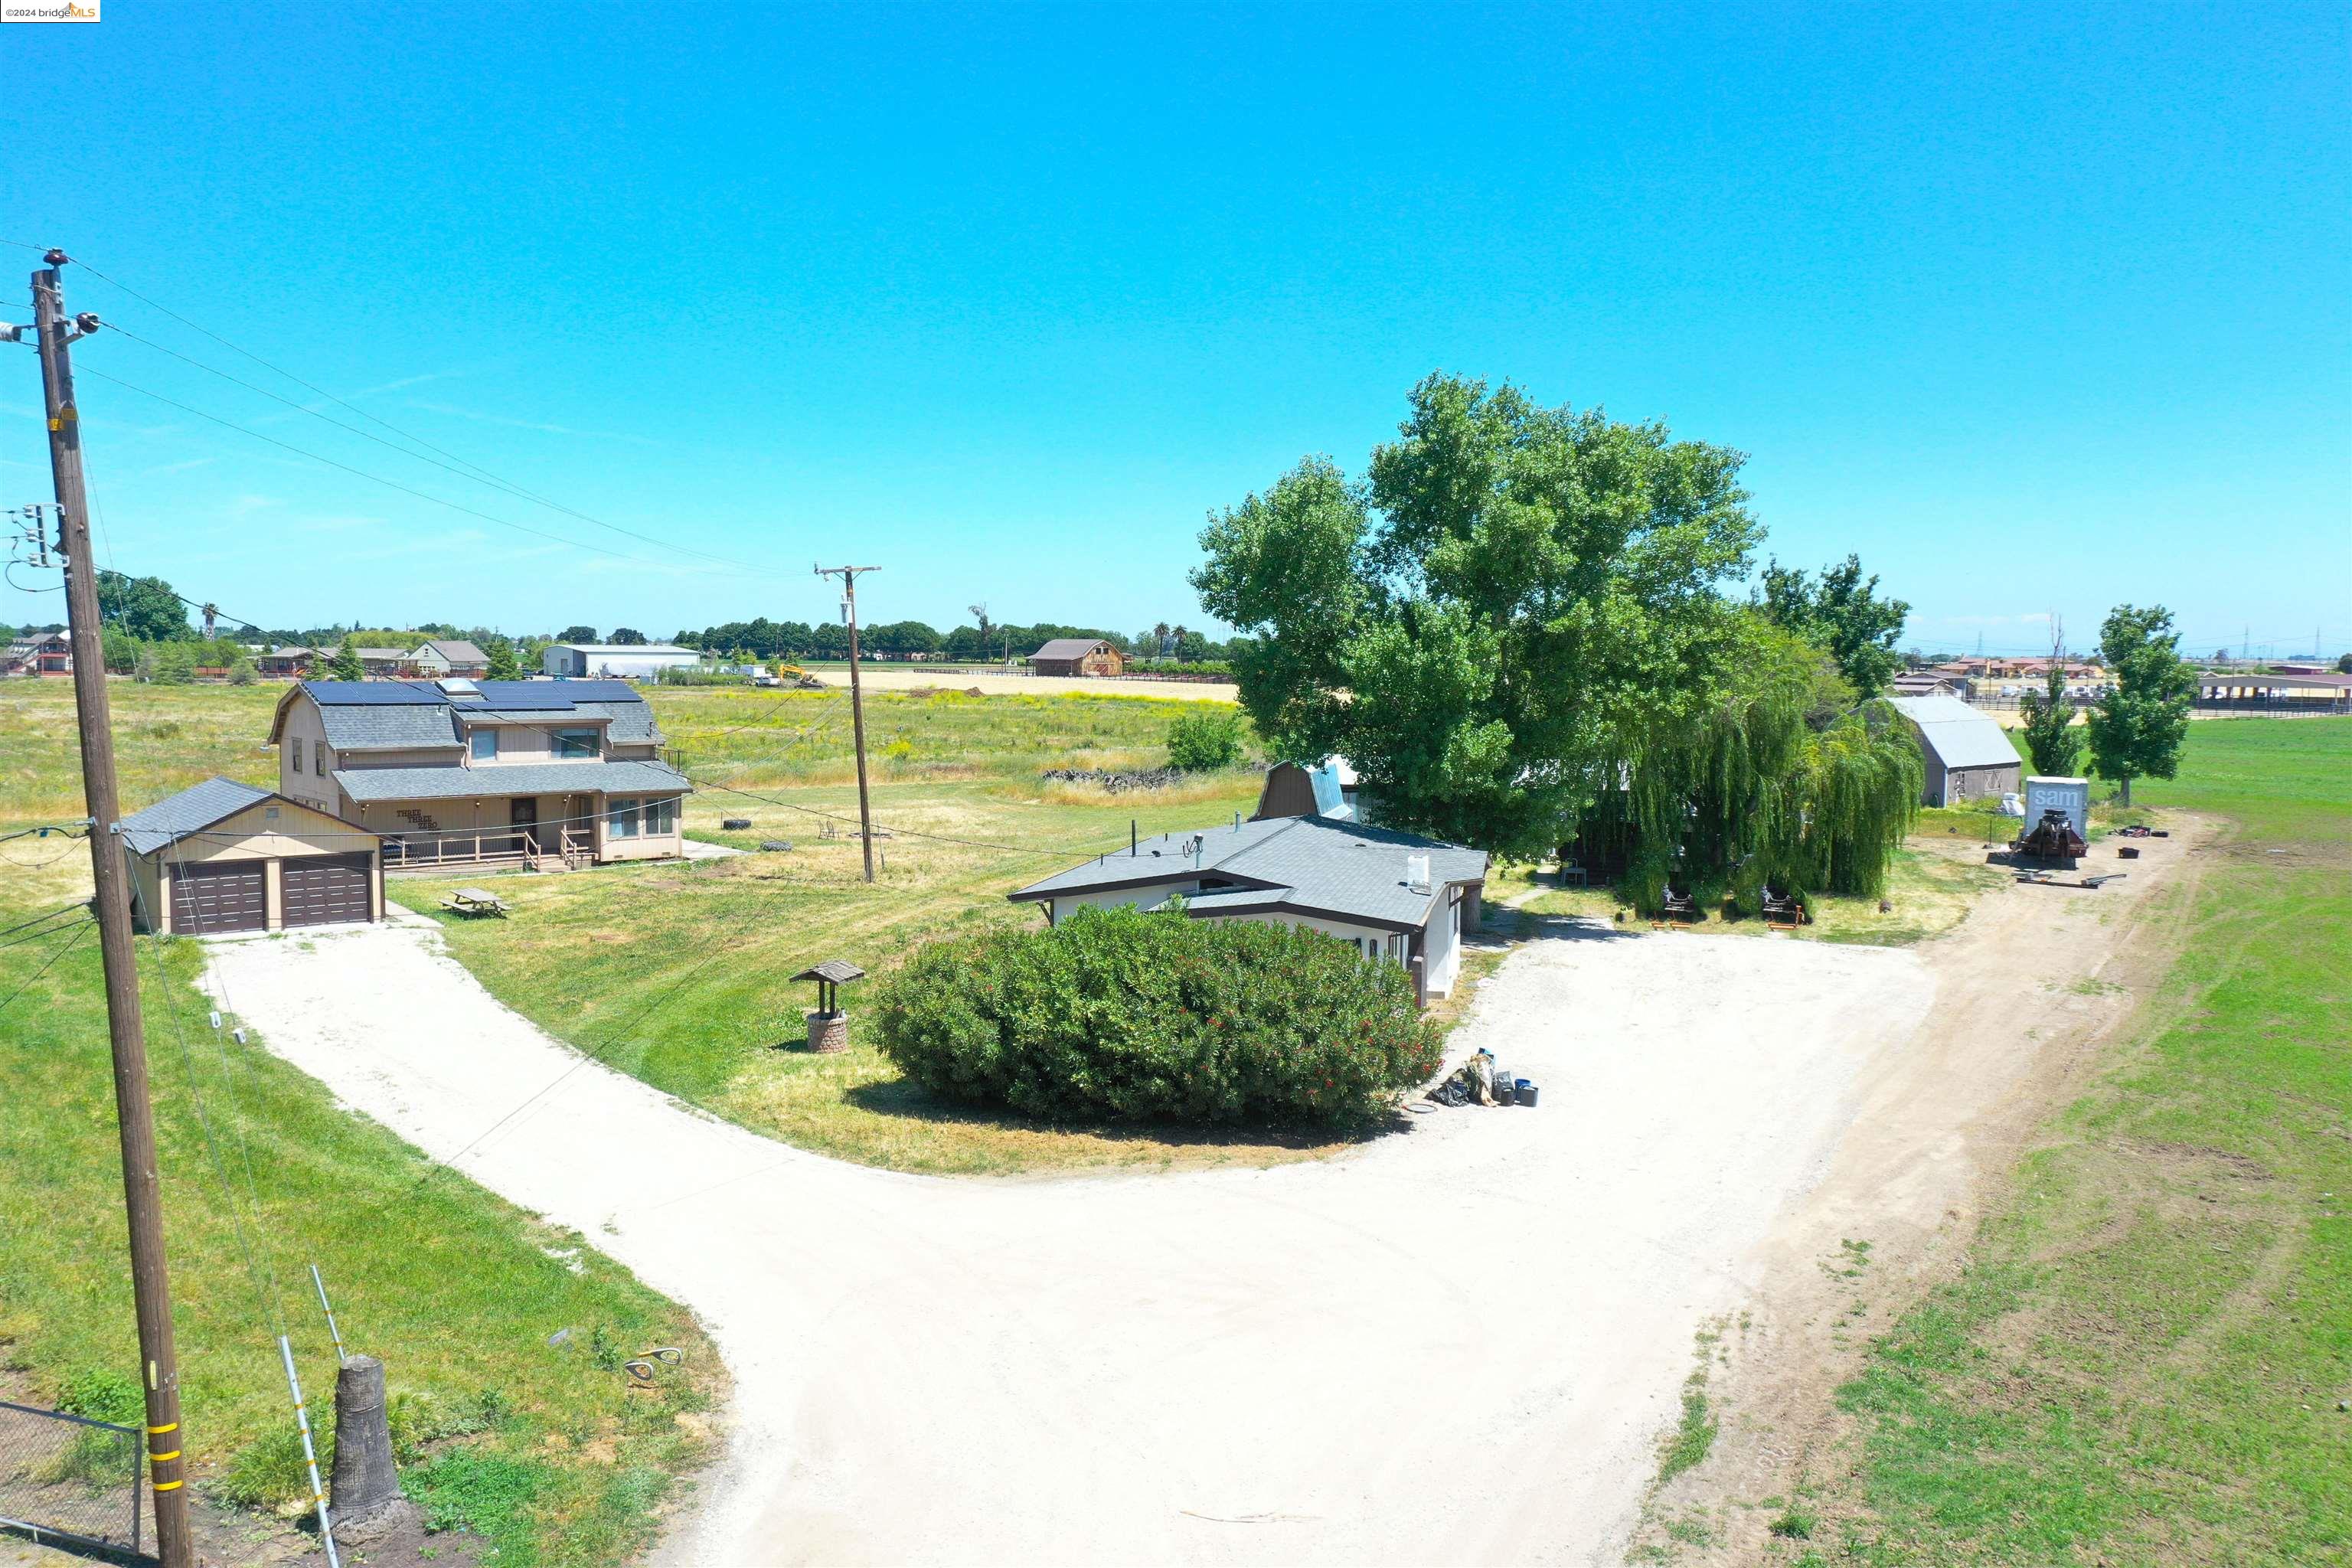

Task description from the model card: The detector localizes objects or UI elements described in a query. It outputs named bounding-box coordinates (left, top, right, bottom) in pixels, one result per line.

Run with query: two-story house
left=267, top=678, right=691, bottom=869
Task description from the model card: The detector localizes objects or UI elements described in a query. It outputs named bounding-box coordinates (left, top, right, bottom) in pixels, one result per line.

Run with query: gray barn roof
left=332, top=760, right=691, bottom=804
left=1886, top=694, right=2024, bottom=771
left=1011, top=815, right=1487, bottom=932
left=1030, top=638, right=1116, bottom=661
left=417, top=639, right=488, bottom=663
left=117, top=777, right=375, bottom=854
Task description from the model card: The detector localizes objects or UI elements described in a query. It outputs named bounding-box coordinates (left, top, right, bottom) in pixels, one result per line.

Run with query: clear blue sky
left=4, top=3, right=2346, bottom=656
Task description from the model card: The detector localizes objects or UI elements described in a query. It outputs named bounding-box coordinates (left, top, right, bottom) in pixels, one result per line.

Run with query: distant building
left=6, top=632, right=71, bottom=677
left=1027, top=638, right=1125, bottom=678
left=541, top=642, right=701, bottom=680
left=351, top=647, right=416, bottom=678
left=1886, top=694, right=2023, bottom=807
left=256, top=646, right=319, bottom=678
left=411, top=639, right=490, bottom=678
left=1888, top=671, right=1957, bottom=699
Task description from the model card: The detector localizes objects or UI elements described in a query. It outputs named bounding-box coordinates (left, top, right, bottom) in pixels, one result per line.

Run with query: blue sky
left=3, top=3, right=2345, bottom=655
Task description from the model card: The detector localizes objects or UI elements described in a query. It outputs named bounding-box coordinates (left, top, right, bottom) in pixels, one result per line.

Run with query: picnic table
left=440, top=887, right=510, bottom=918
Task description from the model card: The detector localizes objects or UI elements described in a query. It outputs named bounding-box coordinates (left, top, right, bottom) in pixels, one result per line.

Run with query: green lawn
left=2, top=680, right=729, bottom=1564
left=386, top=686, right=1374, bottom=1175
left=1816, top=717, right=2352, bottom=1565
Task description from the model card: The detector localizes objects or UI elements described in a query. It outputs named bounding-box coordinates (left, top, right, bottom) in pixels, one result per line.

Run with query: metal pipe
left=277, top=1335, right=341, bottom=1568
left=309, top=1264, right=348, bottom=1366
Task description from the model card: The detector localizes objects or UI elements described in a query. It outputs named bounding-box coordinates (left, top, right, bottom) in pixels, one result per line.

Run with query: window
left=555, top=727, right=599, bottom=759
left=471, top=727, right=498, bottom=762
left=292, top=738, right=304, bottom=774
left=644, top=796, right=678, bottom=835
left=607, top=797, right=639, bottom=838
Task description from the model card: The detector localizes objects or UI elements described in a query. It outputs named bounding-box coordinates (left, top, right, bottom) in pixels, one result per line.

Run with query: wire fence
left=0, top=1398, right=146, bottom=1559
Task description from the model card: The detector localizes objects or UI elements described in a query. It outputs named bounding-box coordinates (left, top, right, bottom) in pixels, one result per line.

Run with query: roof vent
left=1405, top=853, right=1431, bottom=893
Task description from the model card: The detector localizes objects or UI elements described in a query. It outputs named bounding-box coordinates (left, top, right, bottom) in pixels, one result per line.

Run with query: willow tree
left=1192, top=374, right=1759, bottom=860
left=1585, top=622, right=1920, bottom=913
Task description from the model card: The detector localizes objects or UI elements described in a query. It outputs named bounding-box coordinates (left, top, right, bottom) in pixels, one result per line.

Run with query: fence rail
left=0, top=1397, right=145, bottom=1560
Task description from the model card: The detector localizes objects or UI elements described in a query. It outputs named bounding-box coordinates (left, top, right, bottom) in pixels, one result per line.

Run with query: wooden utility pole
left=31, top=253, right=194, bottom=1568
left=815, top=564, right=880, bottom=882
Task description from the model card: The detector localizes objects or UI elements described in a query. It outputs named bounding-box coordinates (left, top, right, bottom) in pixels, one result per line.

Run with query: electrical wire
left=0, top=897, right=90, bottom=935
left=0, top=913, right=93, bottom=954
left=71, top=364, right=707, bottom=575
left=0, top=920, right=92, bottom=1018
left=99, top=318, right=789, bottom=580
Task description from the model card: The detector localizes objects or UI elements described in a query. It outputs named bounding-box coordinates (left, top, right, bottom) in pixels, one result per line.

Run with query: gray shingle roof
left=321, top=704, right=462, bottom=751
left=1011, top=815, right=1487, bottom=931
left=117, top=777, right=299, bottom=854
left=1886, top=695, right=2023, bottom=771
left=417, top=639, right=488, bottom=664
left=333, top=760, right=691, bottom=804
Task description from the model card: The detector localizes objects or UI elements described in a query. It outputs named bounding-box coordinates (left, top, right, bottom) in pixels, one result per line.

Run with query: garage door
left=282, top=854, right=374, bottom=928
left=171, top=861, right=266, bottom=935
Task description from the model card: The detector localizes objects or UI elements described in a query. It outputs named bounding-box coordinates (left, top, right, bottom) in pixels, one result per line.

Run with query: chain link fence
left=0, top=1397, right=145, bottom=1559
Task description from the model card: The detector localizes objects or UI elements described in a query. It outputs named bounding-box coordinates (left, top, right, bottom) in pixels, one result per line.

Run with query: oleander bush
left=874, top=904, right=1439, bottom=1128
left=1165, top=707, right=1246, bottom=771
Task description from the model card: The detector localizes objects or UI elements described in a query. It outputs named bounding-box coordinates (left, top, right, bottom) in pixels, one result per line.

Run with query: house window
left=555, top=727, right=599, bottom=759
left=292, top=738, right=304, bottom=774
left=472, top=728, right=498, bottom=762
left=607, top=797, right=639, bottom=838
left=644, top=796, right=678, bottom=835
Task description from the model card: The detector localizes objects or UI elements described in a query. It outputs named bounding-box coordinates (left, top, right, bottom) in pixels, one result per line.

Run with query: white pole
left=277, top=1334, right=341, bottom=1568
left=309, top=1264, right=349, bottom=1366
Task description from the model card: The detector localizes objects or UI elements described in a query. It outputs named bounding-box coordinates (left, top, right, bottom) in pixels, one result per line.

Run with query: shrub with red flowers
left=873, top=903, right=1442, bottom=1129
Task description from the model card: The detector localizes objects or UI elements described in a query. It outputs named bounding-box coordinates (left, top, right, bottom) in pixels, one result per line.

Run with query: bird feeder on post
left=792, top=959, right=866, bottom=1052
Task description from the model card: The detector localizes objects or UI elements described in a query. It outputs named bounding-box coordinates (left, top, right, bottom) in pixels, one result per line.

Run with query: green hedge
left=874, top=904, right=1440, bottom=1128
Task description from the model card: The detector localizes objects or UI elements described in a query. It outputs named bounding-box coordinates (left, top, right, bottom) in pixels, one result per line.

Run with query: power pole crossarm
left=815, top=564, right=882, bottom=883
left=33, top=257, right=195, bottom=1568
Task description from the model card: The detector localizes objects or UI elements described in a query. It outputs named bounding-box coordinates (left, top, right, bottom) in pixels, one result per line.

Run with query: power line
left=70, top=364, right=678, bottom=571
left=0, top=912, right=93, bottom=955
left=0, top=920, right=92, bottom=1017
left=98, top=318, right=788, bottom=580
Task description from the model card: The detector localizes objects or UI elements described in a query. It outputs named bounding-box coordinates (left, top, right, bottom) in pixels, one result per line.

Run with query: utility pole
left=28, top=254, right=194, bottom=1568
left=815, top=564, right=880, bottom=882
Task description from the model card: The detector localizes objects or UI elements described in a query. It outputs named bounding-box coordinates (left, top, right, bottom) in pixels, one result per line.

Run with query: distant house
left=267, top=678, right=692, bottom=870
left=411, top=639, right=490, bottom=678
left=1008, top=815, right=1487, bottom=1005
left=120, top=776, right=382, bottom=936
left=1028, top=638, right=1125, bottom=678
left=1886, top=694, right=2022, bottom=807
left=350, top=647, right=416, bottom=678
left=1888, top=671, right=1957, bottom=699
left=7, top=632, right=71, bottom=676
left=256, top=646, right=318, bottom=678
left=541, top=642, right=701, bottom=680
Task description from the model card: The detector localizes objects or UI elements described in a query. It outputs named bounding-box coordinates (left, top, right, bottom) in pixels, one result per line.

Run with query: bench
left=1761, top=888, right=1808, bottom=929
left=1652, top=888, right=1697, bottom=929
left=439, top=887, right=510, bottom=918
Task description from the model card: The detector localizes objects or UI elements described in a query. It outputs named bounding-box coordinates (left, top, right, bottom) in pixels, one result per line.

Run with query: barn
left=1027, top=638, right=1125, bottom=678
left=120, top=777, right=383, bottom=936
left=1885, top=694, right=2023, bottom=807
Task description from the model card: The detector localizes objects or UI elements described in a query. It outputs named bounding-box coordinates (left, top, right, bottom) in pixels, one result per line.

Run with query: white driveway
left=202, top=921, right=1932, bottom=1567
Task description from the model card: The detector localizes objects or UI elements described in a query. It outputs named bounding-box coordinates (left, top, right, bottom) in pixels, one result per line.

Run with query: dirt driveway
left=202, top=909, right=1948, bottom=1566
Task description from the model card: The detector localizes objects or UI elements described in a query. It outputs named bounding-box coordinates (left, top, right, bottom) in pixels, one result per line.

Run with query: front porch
left=369, top=789, right=686, bottom=873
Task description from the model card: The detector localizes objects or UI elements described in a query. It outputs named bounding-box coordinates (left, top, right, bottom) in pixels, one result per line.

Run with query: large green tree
left=328, top=642, right=365, bottom=681
left=2086, top=604, right=2194, bottom=804
left=1756, top=554, right=1909, bottom=697
left=94, top=572, right=193, bottom=642
left=2017, top=665, right=2082, bottom=776
left=1194, top=374, right=1760, bottom=858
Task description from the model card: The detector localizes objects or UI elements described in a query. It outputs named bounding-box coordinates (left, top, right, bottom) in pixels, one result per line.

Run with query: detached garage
left=121, top=777, right=382, bottom=936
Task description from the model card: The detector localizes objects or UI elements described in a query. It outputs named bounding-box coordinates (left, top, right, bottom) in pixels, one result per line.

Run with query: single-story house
left=1888, top=672, right=1957, bottom=699
left=268, top=678, right=692, bottom=870
left=1886, top=694, right=2023, bottom=806
left=1008, top=814, right=1488, bottom=1004
left=1027, top=638, right=1125, bottom=678
left=120, top=776, right=382, bottom=936
left=351, top=646, right=416, bottom=678
left=255, top=646, right=318, bottom=678
left=541, top=642, right=701, bottom=680
left=412, top=639, right=490, bottom=678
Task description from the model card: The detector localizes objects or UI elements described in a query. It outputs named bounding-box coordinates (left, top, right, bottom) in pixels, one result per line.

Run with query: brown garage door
left=282, top=854, right=374, bottom=928
left=171, top=861, right=266, bottom=935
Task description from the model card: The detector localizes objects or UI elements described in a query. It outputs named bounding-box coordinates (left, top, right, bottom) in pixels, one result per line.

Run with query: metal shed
left=1885, top=694, right=2024, bottom=807
left=119, top=777, right=383, bottom=936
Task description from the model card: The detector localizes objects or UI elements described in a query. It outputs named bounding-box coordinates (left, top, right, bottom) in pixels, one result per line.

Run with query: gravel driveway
left=202, top=920, right=1932, bottom=1566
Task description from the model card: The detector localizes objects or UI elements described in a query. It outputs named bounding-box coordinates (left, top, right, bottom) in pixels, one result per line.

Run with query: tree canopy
left=2017, top=665, right=2082, bottom=776
left=1756, top=554, right=1909, bottom=697
left=95, top=572, right=193, bottom=642
left=2086, top=604, right=2193, bottom=803
left=1194, top=373, right=1761, bottom=859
